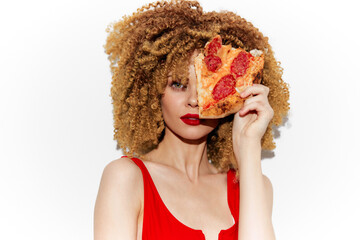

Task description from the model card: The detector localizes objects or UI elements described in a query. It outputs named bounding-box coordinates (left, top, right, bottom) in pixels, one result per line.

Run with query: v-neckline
left=134, top=157, right=237, bottom=239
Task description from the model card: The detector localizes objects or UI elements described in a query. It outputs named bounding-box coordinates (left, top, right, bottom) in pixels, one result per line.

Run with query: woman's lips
left=181, top=113, right=199, bottom=118
left=180, top=114, right=200, bottom=125
left=181, top=118, right=200, bottom=125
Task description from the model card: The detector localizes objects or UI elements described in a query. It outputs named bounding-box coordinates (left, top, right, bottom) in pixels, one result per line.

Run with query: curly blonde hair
left=104, top=0, right=290, bottom=180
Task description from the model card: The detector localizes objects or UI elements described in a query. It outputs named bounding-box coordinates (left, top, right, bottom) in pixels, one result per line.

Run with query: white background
left=1, top=0, right=359, bottom=239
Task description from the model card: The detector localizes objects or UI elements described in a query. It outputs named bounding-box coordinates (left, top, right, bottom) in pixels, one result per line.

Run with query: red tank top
left=122, top=156, right=240, bottom=240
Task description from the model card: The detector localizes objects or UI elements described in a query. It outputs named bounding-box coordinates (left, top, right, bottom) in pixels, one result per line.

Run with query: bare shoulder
left=102, top=157, right=143, bottom=186
left=94, top=157, right=144, bottom=240
left=99, top=157, right=144, bottom=208
left=99, top=157, right=144, bottom=199
left=262, top=174, right=274, bottom=217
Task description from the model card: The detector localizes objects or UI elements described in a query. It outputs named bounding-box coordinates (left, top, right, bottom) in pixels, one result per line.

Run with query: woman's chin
left=164, top=126, right=211, bottom=143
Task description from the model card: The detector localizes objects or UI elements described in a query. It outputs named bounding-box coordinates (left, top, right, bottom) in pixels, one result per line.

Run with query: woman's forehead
left=190, top=49, right=201, bottom=61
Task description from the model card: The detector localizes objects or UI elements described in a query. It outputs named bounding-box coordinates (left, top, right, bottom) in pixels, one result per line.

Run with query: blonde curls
left=105, top=0, right=290, bottom=181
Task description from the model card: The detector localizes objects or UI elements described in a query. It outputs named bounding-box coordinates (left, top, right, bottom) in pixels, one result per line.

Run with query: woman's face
left=161, top=50, right=220, bottom=141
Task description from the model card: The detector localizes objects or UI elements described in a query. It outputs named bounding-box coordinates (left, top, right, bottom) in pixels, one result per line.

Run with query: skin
left=94, top=50, right=275, bottom=240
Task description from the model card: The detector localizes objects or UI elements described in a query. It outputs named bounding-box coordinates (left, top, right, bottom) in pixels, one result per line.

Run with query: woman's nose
left=188, top=86, right=198, bottom=108
left=187, top=51, right=199, bottom=108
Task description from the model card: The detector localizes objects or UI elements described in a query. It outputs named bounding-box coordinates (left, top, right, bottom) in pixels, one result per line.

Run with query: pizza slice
left=195, top=35, right=264, bottom=119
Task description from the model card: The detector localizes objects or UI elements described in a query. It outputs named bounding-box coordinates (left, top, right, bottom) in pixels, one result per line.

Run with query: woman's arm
left=94, top=158, right=142, bottom=240
left=232, top=84, right=276, bottom=240
left=235, top=141, right=275, bottom=240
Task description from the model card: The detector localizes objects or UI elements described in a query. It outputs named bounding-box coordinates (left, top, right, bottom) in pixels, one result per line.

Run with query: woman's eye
left=170, top=81, right=186, bottom=90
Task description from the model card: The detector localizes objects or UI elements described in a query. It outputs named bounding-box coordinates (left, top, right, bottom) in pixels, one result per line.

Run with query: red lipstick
left=180, top=114, right=200, bottom=126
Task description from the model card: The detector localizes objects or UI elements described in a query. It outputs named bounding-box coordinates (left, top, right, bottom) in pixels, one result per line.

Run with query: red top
left=122, top=156, right=240, bottom=240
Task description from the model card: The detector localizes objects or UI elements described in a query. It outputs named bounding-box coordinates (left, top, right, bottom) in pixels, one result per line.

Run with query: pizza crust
left=199, top=94, right=245, bottom=119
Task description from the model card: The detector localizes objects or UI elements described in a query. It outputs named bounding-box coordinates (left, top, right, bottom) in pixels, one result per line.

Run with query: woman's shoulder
left=102, top=157, right=144, bottom=187
left=94, top=157, right=143, bottom=238
left=100, top=157, right=144, bottom=206
left=99, top=156, right=144, bottom=209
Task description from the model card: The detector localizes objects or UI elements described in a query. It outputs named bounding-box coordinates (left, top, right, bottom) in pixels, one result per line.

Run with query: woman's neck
left=143, top=127, right=219, bottom=182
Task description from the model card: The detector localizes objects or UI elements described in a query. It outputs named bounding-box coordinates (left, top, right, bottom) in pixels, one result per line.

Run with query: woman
left=94, top=0, right=290, bottom=239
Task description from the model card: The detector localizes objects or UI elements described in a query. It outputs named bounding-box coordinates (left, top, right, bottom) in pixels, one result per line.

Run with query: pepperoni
left=230, top=51, right=250, bottom=78
left=212, top=74, right=236, bottom=101
left=205, top=36, right=222, bottom=56
left=204, top=54, right=222, bottom=72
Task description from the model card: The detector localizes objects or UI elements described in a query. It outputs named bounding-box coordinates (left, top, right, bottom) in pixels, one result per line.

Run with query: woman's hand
left=232, top=84, right=274, bottom=151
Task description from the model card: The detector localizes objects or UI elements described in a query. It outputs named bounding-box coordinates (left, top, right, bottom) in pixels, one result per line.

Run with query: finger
left=240, top=101, right=274, bottom=121
left=240, top=84, right=269, bottom=98
left=239, top=101, right=265, bottom=117
left=242, top=94, right=266, bottom=106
